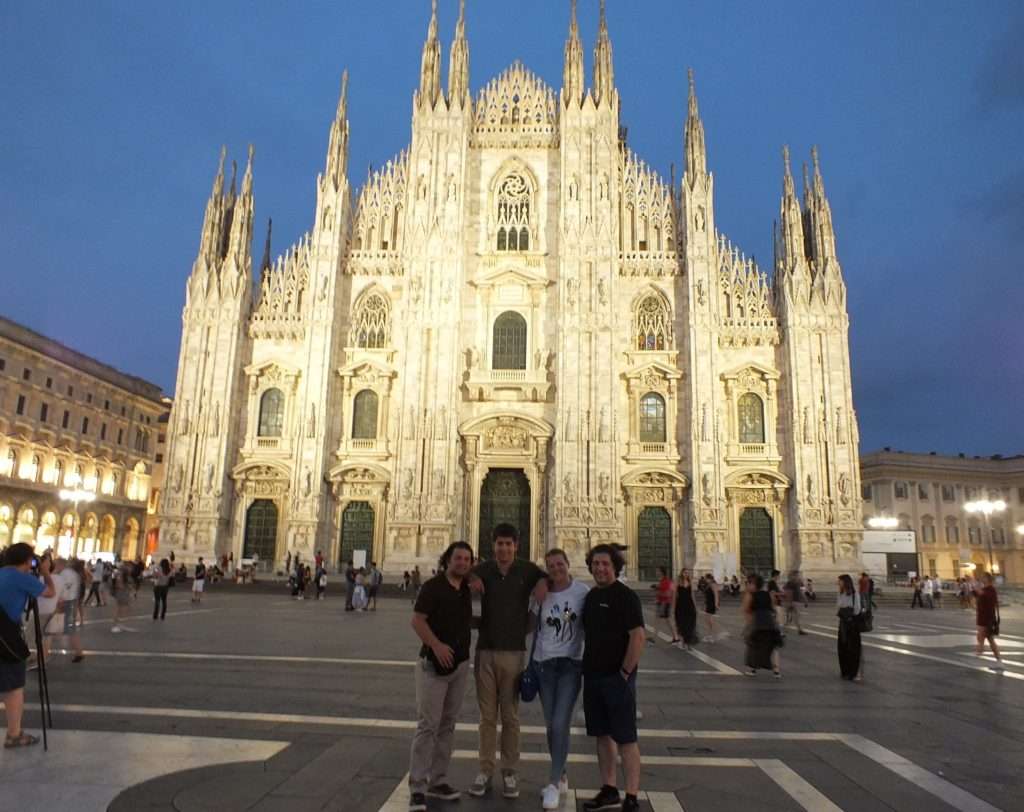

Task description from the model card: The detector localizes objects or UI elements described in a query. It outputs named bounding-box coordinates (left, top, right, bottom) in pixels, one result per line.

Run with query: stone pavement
left=2, top=583, right=1021, bottom=811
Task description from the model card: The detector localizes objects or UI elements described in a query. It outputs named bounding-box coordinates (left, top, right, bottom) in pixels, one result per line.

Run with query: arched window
left=495, top=174, right=531, bottom=251
left=53, top=459, right=64, bottom=486
left=737, top=393, right=765, bottom=444
left=639, top=393, right=666, bottom=442
left=5, top=449, right=17, bottom=477
left=258, top=389, right=285, bottom=437
left=352, top=390, right=379, bottom=439
left=945, top=517, right=960, bottom=545
left=492, top=311, right=527, bottom=370
left=921, top=516, right=935, bottom=544
left=633, top=294, right=671, bottom=350
left=351, top=291, right=391, bottom=348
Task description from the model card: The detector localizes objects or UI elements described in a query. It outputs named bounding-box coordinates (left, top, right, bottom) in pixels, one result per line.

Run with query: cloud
left=975, top=18, right=1024, bottom=114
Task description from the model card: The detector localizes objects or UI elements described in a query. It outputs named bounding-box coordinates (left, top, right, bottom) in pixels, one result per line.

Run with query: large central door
left=243, top=500, right=278, bottom=562
left=739, top=507, right=774, bottom=575
left=340, top=501, right=375, bottom=566
left=637, top=506, right=672, bottom=582
left=478, top=468, right=531, bottom=562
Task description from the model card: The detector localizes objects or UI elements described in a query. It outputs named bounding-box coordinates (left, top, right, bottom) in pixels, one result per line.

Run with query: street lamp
left=964, top=499, right=1006, bottom=576
left=867, top=516, right=899, bottom=529
left=59, top=488, right=95, bottom=559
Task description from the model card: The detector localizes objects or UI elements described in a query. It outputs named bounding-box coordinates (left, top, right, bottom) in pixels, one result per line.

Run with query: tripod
left=26, top=598, right=53, bottom=751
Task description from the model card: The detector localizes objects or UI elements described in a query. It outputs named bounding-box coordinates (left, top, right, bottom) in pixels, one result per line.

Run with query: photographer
left=0, top=542, right=55, bottom=749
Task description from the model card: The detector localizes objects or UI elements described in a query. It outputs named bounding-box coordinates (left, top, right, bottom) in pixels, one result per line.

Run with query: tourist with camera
left=0, top=543, right=56, bottom=749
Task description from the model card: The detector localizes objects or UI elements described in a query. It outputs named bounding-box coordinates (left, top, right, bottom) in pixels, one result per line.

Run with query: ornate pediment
left=244, top=360, right=302, bottom=392
left=230, top=461, right=291, bottom=497
left=336, top=357, right=397, bottom=389
left=326, top=463, right=390, bottom=500
left=622, top=361, right=683, bottom=394
left=471, top=62, right=558, bottom=149
left=720, top=362, right=778, bottom=396
left=460, top=414, right=554, bottom=462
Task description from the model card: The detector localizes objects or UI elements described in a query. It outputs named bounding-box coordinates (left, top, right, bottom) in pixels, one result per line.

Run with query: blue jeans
left=536, top=657, right=582, bottom=785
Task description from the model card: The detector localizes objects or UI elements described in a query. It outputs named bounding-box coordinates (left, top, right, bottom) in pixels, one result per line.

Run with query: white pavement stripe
left=964, top=653, right=1024, bottom=668
left=837, top=735, right=1002, bottom=812
left=801, top=628, right=1024, bottom=681
left=754, top=759, right=844, bottom=812
left=899, top=620, right=1024, bottom=641
left=646, top=624, right=742, bottom=675
left=379, top=774, right=410, bottom=812
left=647, top=790, right=687, bottom=811
left=452, top=749, right=757, bottom=767
left=78, top=608, right=214, bottom=626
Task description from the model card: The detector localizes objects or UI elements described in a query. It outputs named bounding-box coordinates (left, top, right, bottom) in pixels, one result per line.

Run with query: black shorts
left=0, top=660, right=27, bottom=693
left=657, top=603, right=670, bottom=619
left=583, top=671, right=638, bottom=745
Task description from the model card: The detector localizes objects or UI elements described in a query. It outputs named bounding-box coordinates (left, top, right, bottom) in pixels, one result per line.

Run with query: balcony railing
left=256, top=437, right=280, bottom=449
left=738, top=443, right=767, bottom=456
left=351, top=439, right=377, bottom=451
left=490, top=369, right=528, bottom=382
left=640, top=442, right=667, bottom=454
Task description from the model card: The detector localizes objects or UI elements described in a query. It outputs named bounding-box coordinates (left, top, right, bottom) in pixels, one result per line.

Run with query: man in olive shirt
left=467, top=523, right=547, bottom=800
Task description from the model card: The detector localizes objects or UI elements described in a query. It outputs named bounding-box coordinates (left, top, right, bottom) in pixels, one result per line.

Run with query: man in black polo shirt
left=407, top=541, right=475, bottom=812
left=581, top=544, right=646, bottom=812
left=467, top=523, right=547, bottom=800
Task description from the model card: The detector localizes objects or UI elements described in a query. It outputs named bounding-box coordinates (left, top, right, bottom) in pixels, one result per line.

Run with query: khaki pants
left=475, top=648, right=524, bottom=776
left=408, top=659, right=470, bottom=793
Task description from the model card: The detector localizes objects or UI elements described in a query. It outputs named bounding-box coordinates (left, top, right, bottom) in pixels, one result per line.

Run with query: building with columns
left=159, top=1, right=863, bottom=579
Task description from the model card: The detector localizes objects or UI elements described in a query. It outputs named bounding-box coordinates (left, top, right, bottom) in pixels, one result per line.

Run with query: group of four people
left=408, top=523, right=645, bottom=812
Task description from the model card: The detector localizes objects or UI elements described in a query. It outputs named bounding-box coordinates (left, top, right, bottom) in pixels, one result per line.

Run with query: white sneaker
left=502, top=772, right=519, bottom=799
left=111, top=626, right=122, bottom=633
left=542, top=784, right=560, bottom=809
left=558, top=773, right=570, bottom=795
left=705, top=635, right=714, bottom=643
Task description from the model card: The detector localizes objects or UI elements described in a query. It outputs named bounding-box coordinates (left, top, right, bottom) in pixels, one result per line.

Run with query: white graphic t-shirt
left=533, top=579, right=589, bottom=662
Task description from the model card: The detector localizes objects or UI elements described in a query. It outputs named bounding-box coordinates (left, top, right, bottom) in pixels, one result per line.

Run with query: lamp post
left=964, top=499, right=1006, bottom=576
left=59, top=488, right=95, bottom=558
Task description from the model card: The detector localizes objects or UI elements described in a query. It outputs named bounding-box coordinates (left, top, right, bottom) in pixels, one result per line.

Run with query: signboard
left=862, top=530, right=916, bottom=554
left=353, top=549, right=368, bottom=570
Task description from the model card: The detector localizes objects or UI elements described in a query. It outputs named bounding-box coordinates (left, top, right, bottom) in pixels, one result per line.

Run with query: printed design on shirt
left=545, top=599, right=580, bottom=644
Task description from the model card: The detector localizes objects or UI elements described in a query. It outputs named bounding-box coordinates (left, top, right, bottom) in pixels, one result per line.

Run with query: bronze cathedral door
left=478, top=469, right=531, bottom=562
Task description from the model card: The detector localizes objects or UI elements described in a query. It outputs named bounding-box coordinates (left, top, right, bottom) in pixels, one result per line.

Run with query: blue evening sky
left=2, top=1, right=1021, bottom=455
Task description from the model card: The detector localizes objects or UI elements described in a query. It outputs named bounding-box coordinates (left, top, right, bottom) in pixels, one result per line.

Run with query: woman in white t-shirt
left=533, top=548, right=589, bottom=810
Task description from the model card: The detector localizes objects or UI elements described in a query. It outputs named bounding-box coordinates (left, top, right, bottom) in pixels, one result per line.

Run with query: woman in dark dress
left=671, top=568, right=699, bottom=649
left=836, top=574, right=863, bottom=681
left=974, top=572, right=1003, bottom=669
left=743, top=574, right=781, bottom=677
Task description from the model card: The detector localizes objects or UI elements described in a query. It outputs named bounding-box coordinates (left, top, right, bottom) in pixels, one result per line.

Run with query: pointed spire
left=325, top=70, right=350, bottom=190
left=197, top=147, right=228, bottom=267
left=801, top=160, right=811, bottom=206
left=807, top=146, right=837, bottom=265
left=447, top=0, right=470, bottom=105
left=241, top=143, right=254, bottom=195
left=225, top=145, right=255, bottom=274
left=212, top=145, right=226, bottom=197
left=562, top=0, right=584, bottom=106
left=778, top=145, right=806, bottom=272
left=419, top=0, right=442, bottom=107
left=592, top=0, right=615, bottom=105
left=260, top=217, right=272, bottom=277
left=811, top=145, right=826, bottom=199
left=684, top=68, right=707, bottom=183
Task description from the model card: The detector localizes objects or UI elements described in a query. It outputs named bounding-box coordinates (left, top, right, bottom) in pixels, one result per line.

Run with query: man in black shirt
left=191, top=557, right=206, bottom=604
left=580, top=544, right=645, bottom=812
left=407, top=541, right=475, bottom=811
left=467, top=523, right=547, bottom=800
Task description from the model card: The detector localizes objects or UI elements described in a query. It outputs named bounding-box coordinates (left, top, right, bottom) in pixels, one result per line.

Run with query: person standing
left=653, top=567, right=675, bottom=642
left=315, top=563, right=327, bottom=600
left=111, top=563, right=133, bottom=632
left=702, top=573, right=720, bottom=642
left=152, top=559, right=172, bottom=620
left=84, top=558, right=105, bottom=607
left=783, top=570, right=807, bottom=635
left=50, top=558, right=84, bottom=662
left=743, top=574, right=781, bottom=678
left=535, top=549, right=589, bottom=810
left=670, top=569, right=699, bottom=650
left=974, top=572, right=1003, bottom=670
left=467, top=523, right=547, bottom=800
left=836, top=574, right=863, bottom=681
left=407, top=542, right=475, bottom=811
left=580, top=544, right=645, bottom=812
left=344, top=560, right=356, bottom=611
left=411, top=565, right=422, bottom=597
left=767, top=569, right=784, bottom=626
left=910, top=576, right=923, bottom=608
left=922, top=575, right=935, bottom=609
left=192, top=557, right=207, bottom=604
left=367, top=561, right=382, bottom=610
left=0, top=543, right=56, bottom=749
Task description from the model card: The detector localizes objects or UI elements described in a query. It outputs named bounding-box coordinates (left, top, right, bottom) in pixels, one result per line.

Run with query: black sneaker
left=408, top=791, right=427, bottom=811
left=621, top=794, right=641, bottom=812
left=427, top=783, right=461, bottom=800
left=583, top=785, right=621, bottom=811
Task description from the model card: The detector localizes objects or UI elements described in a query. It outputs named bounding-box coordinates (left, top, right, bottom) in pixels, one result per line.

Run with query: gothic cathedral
left=159, top=1, right=863, bottom=581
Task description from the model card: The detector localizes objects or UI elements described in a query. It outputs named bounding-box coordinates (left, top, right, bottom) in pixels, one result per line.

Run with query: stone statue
left=598, top=472, right=610, bottom=504
left=562, top=473, right=576, bottom=503
left=303, top=467, right=313, bottom=497
left=700, top=402, right=710, bottom=443
left=806, top=474, right=816, bottom=506
left=564, top=407, right=575, bottom=441
left=701, top=472, right=712, bottom=506
left=836, top=407, right=847, bottom=445
left=179, top=401, right=191, bottom=435
left=204, top=463, right=215, bottom=495
left=597, top=278, right=608, bottom=306
left=598, top=406, right=609, bottom=442
left=433, top=468, right=445, bottom=494
left=308, top=404, right=317, bottom=438
left=403, top=468, right=415, bottom=498
left=838, top=472, right=851, bottom=505
left=803, top=407, right=813, bottom=444
left=173, top=464, right=184, bottom=493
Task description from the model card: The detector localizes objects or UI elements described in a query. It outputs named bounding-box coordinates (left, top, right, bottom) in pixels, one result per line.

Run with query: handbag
left=519, top=613, right=542, bottom=703
left=857, top=610, right=874, bottom=633
left=991, top=599, right=1000, bottom=637
left=0, top=608, right=30, bottom=664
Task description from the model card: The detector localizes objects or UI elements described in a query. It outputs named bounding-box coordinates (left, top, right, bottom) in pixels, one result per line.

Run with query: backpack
left=0, top=608, right=30, bottom=664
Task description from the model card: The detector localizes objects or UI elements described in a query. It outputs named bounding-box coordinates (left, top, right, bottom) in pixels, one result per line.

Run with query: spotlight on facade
left=964, top=499, right=1006, bottom=515
left=59, top=488, right=96, bottom=506
left=867, top=515, right=899, bottom=529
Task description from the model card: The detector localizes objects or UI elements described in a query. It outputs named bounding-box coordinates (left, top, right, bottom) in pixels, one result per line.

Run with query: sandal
left=4, top=732, right=40, bottom=749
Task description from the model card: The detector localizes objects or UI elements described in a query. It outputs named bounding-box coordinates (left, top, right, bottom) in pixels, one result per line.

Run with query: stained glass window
left=634, top=294, right=671, bottom=350
left=639, top=393, right=666, bottom=442
left=351, top=292, right=390, bottom=348
left=492, top=311, right=527, bottom=370
left=352, top=390, right=379, bottom=439
left=496, top=174, right=531, bottom=251
left=737, top=393, right=765, bottom=444
left=258, top=389, right=284, bottom=437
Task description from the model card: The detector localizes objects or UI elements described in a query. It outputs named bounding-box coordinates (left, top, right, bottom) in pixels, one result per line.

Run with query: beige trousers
left=474, top=648, right=524, bottom=776
left=408, top=659, right=470, bottom=793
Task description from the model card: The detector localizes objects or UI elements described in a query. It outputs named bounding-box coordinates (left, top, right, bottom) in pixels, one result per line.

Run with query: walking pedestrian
left=973, top=572, right=1003, bottom=670
left=580, top=543, right=645, bottom=812
left=466, top=523, right=548, bottom=800
left=836, top=574, right=863, bottom=681
left=344, top=560, right=356, bottom=611
left=402, top=570, right=411, bottom=592
left=407, top=542, right=475, bottom=811
left=191, top=557, right=207, bottom=603
left=923, top=575, right=935, bottom=609
left=353, top=568, right=369, bottom=611
left=152, top=558, right=172, bottom=620
left=670, top=568, right=699, bottom=650
left=910, top=576, right=924, bottom=608
left=111, top=563, right=133, bottom=632
left=0, top=543, right=56, bottom=749
left=767, top=569, right=784, bottom=626
left=743, top=574, right=781, bottom=678
left=702, top=573, right=720, bottom=642
left=294, top=558, right=307, bottom=600
left=315, top=564, right=327, bottom=600
left=367, top=561, right=382, bottom=610
left=411, top=565, right=422, bottom=596
left=72, top=559, right=88, bottom=626
left=783, top=570, right=806, bottom=634
left=84, top=558, right=105, bottom=607
left=535, top=549, right=589, bottom=809
left=49, top=558, right=84, bottom=662
left=653, top=567, right=674, bottom=642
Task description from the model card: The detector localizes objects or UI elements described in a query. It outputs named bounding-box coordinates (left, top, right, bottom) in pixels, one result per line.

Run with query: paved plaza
left=2, top=583, right=1021, bottom=812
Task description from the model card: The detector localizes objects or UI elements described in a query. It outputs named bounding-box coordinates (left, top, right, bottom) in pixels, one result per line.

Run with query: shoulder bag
left=991, top=596, right=1000, bottom=637
left=519, top=612, right=543, bottom=703
left=0, top=607, right=30, bottom=664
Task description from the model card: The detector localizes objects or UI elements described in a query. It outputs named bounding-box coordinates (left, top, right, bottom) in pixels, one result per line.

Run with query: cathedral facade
left=159, top=1, right=864, bottom=580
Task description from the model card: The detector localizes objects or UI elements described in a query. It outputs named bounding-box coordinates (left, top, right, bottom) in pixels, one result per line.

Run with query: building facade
left=0, top=316, right=167, bottom=560
left=861, top=449, right=1024, bottom=583
left=160, top=3, right=863, bottom=579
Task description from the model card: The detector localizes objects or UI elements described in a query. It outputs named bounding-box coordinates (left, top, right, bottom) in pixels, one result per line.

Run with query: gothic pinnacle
left=684, top=67, right=707, bottom=180
left=213, top=145, right=226, bottom=195
left=448, top=0, right=470, bottom=104
left=593, top=0, right=615, bottom=104
left=562, top=0, right=584, bottom=105
left=260, top=217, right=272, bottom=276
left=419, top=0, right=442, bottom=105
left=337, top=69, right=349, bottom=119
